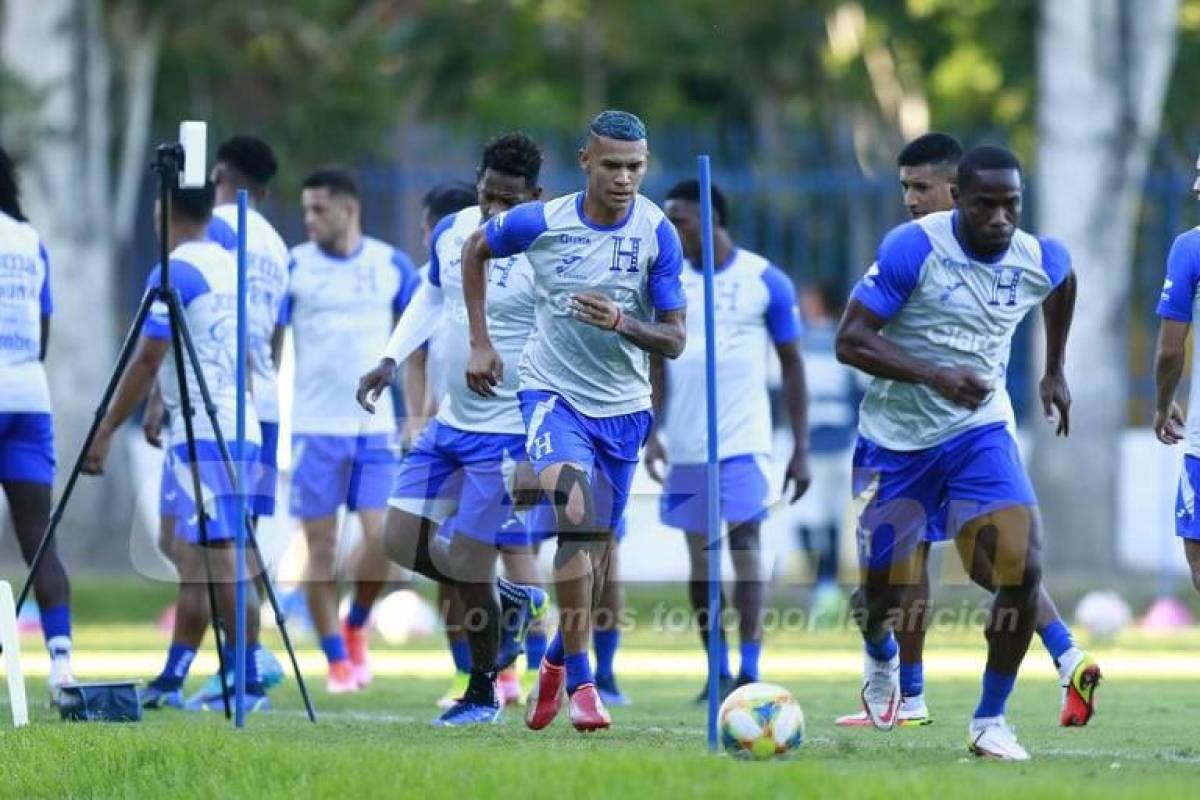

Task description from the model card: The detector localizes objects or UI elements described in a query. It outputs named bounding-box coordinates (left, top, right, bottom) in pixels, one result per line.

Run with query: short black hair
left=957, top=145, right=1022, bottom=192
left=664, top=178, right=729, bottom=227
left=897, top=132, right=963, bottom=170
left=0, top=145, right=25, bottom=221
left=479, top=133, right=543, bottom=186
left=302, top=166, right=360, bottom=198
left=422, top=181, right=477, bottom=223
left=171, top=180, right=215, bottom=223
left=215, top=135, right=278, bottom=188
left=588, top=110, right=647, bottom=142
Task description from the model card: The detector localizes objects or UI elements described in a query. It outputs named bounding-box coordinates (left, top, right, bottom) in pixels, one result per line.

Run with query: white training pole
left=0, top=581, right=29, bottom=726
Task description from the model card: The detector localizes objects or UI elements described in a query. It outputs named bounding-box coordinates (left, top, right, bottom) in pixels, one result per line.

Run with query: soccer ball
left=718, top=682, right=805, bottom=760
left=1074, top=590, right=1132, bottom=641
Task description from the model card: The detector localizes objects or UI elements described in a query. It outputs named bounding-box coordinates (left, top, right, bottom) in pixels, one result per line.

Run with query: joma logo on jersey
left=988, top=267, right=1022, bottom=307
left=609, top=236, right=642, bottom=273
left=557, top=255, right=583, bottom=275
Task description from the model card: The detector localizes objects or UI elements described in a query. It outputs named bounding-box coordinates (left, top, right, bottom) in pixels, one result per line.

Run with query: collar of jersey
left=687, top=247, right=738, bottom=273
left=950, top=210, right=1008, bottom=265
left=575, top=192, right=636, bottom=232
left=316, top=239, right=366, bottom=262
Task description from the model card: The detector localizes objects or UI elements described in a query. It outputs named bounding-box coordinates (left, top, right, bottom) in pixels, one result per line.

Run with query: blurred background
left=1, top=0, right=1199, bottom=621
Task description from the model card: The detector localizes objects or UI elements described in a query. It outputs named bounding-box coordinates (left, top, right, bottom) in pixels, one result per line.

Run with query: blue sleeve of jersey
left=427, top=213, right=457, bottom=288
left=141, top=259, right=209, bottom=340
left=484, top=202, right=547, bottom=257
left=1157, top=230, right=1200, bottom=322
left=761, top=264, right=801, bottom=345
left=38, top=243, right=52, bottom=316
left=277, top=258, right=296, bottom=325
left=1038, top=237, right=1071, bottom=289
left=391, top=249, right=420, bottom=315
left=850, top=222, right=931, bottom=320
left=206, top=216, right=238, bottom=250
left=649, top=218, right=686, bottom=312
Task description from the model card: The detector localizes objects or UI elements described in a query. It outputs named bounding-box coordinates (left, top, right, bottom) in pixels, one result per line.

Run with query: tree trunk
left=1033, top=0, right=1178, bottom=573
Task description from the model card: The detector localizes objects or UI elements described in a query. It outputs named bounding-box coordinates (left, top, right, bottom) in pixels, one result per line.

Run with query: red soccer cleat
left=568, top=683, right=612, bottom=732
left=1060, top=656, right=1102, bottom=727
left=524, top=658, right=565, bottom=730
left=342, top=621, right=372, bottom=687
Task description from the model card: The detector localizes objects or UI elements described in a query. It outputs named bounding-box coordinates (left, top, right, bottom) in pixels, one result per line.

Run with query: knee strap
left=551, top=464, right=606, bottom=542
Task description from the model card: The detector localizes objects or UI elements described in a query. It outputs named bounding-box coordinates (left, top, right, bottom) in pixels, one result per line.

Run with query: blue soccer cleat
left=595, top=674, right=631, bottom=707
left=185, top=647, right=285, bottom=709
left=433, top=697, right=502, bottom=727
left=142, top=685, right=184, bottom=710
left=190, top=690, right=272, bottom=714
left=498, top=584, right=548, bottom=670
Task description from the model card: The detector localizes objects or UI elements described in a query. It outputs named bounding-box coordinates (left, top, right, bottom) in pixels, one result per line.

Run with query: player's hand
left=1154, top=401, right=1186, bottom=445
left=1039, top=371, right=1072, bottom=437
left=643, top=432, right=668, bottom=483
left=357, top=358, right=398, bottom=414
left=83, top=426, right=114, bottom=475
left=929, top=366, right=992, bottom=410
left=466, top=343, right=503, bottom=397
left=142, top=397, right=165, bottom=449
left=569, top=292, right=620, bottom=330
left=782, top=448, right=811, bottom=503
left=511, top=461, right=543, bottom=509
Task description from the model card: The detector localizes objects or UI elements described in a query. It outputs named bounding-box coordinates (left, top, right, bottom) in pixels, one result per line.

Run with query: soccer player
left=836, top=144, right=1076, bottom=760
left=0, top=145, right=74, bottom=702
left=1152, top=151, right=1200, bottom=606
left=83, top=180, right=270, bottom=712
left=357, top=133, right=549, bottom=725
left=285, top=167, right=419, bottom=693
left=461, top=110, right=687, bottom=732
left=836, top=133, right=1099, bottom=730
left=644, top=179, right=809, bottom=702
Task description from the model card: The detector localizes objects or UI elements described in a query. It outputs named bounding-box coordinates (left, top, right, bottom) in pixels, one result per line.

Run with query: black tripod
left=14, top=141, right=316, bottom=723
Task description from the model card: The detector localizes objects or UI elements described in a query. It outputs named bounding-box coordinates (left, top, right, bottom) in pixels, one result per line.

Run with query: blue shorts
left=1175, top=455, right=1200, bottom=540
left=0, top=413, right=55, bottom=485
left=390, top=420, right=529, bottom=547
left=160, top=440, right=260, bottom=544
left=252, top=421, right=279, bottom=517
left=518, top=390, right=652, bottom=534
left=660, top=454, right=771, bottom=533
left=852, top=422, right=1036, bottom=569
left=290, top=433, right=395, bottom=519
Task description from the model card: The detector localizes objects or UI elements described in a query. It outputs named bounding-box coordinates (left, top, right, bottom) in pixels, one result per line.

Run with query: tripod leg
left=164, top=290, right=231, bottom=720
left=14, top=295, right=156, bottom=618
left=172, top=295, right=316, bottom=722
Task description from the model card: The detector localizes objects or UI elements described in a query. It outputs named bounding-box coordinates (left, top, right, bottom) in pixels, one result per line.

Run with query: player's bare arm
left=1039, top=268, right=1075, bottom=437
left=83, top=336, right=169, bottom=474
left=143, top=380, right=166, bottom=448
left=569, top=293, right=686, bottom=359
left=461, top=227, right=503, bottom=397
left=835, top=299, right=990, bottom=410
left=643, top=353, right=669, bottom=483
left=1154, top=318, right=1189, bottom=444
left=776, top=340, right=811, bottom=502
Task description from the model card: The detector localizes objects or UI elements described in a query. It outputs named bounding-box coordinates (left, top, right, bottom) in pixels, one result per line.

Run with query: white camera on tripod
left=178, top=120, right=207, bottom=188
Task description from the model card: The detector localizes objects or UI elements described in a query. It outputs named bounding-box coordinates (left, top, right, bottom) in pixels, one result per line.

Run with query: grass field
left=1, top=581, right=1199, bottom=799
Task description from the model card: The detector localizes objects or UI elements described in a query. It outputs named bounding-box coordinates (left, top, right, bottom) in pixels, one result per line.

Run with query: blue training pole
left=234, top=190, right=249, bottom=726
left=698, top=156, right=722, bottom=752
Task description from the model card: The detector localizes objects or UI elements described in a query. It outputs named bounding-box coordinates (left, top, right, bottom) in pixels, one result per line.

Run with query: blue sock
left=900, top=661, right=924, bottom=698
left=153, top=643, right=196, bottom=690
left=526, top=630, right=548, bottom=670
left=593, top=628, right=619, bottom=682
left=1037, top=618, right=1074, bottom=664
left=565, top=651, right=593, bottom=694
left=221, top=642, right=264, bottom=693
left=40, top=604, right=71, bottom=643
left=973, top=668, right=1017, bottom=720
left=449, top=638, right=472, bottom=673
left=863, top=632, right=898, bottom=663
left=545, top=630, right=565, bottom=667
left=346, top=601, right=371, bottom=630
left=738, top=641, right=761, bottom=681
left=320, top=634, right=347, bottom=665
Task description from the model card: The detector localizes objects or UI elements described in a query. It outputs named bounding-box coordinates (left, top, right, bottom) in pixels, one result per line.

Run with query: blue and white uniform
left=484, top=192, right=685, bottom=532
left=849, top=210, right=1070, bottom=568
left=659, top=248, right=800, bottom=532
left=391, top=207, right=535, bottom=546
left=0, top=211, right=54, bottom=485
left=1156, top=227, right=1200, bottom=540
left=284, top=237, right=418, bottom=518
left=207, top=204, right=289, bottom=515
left=143, top=240, right=261, bottom=543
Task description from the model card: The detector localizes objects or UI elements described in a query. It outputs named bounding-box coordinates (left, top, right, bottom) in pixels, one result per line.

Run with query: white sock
left=46, top=635, right=72, bottom=658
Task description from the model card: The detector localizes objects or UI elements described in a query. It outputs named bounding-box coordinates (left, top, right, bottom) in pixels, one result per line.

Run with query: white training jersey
left=663, top=248, right=801, bottom=464
left=429, top=206, right=535, bottom=435
left=0, top=211, right=52, bottom=413
left=141, top=240, right=260, bottom=445
left=1155, top=226, right=1200, bottom=457
left=285, top=237, right=419, bottom=435
left=849, top=210, right=1070, bottom=451
left=483, top=192, right=686, bottom=417
left=207, top=204, right=290, bottom=423
left=417, top=262, right=449, bottom=405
